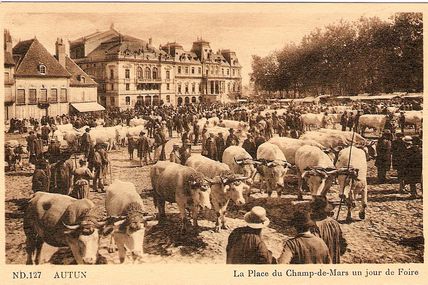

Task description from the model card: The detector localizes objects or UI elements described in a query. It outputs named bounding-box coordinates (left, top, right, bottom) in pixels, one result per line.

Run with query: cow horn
left=324, top=167, right=337, bottom=175
left=234, top=157, right=244, bottom=165
left=301, top=171, right=310, bottom=179
left=62, top=221, right=80, bottom=230
left=203, top=178, right=214, bottom=184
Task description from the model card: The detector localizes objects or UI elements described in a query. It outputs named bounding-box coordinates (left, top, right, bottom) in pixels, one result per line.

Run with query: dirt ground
left=4, top=132, right=423, bottom=264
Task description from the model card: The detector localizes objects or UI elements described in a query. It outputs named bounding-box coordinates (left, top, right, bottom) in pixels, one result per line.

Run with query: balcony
left=135, top=77, right=162, bottom=83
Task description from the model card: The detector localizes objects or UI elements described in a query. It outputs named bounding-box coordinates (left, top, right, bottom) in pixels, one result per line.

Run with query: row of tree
left=251, top=13, right=423, bottom=97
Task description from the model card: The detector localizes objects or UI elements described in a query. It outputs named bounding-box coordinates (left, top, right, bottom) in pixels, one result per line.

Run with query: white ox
left=208, top=116, right=220, bottom=126
left=104, top=180, right=150, bottom=263
left=268, top=137, right=324, bottom=165
left=129, top=118, right=148, bottom=127
left=395, top=111, right=423, bottom=133
left=186, top=154, right=249, bottom=231
left=358, top=114, right=386, bottom=136
left=300, top=113, right=324, bottom=131
left=89, top=127, right=117, bottom=150
left=335, top=146, right=368, bottom=221
left=256, top=142, right=291, bottom=196
left=295, top=145, right=336, bottom=200
left=220, top=120, right=250, bottom=133
left=152, top=163, right=212, bottom=233
left=222, top=146, right=256, bottom=180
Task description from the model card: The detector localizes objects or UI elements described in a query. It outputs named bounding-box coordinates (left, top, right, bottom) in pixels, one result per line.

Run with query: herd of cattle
left=17, top=106, right=423, bottom=265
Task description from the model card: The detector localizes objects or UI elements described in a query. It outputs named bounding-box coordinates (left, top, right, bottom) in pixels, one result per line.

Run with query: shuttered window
left=17, top=89, right=25, bottom=104
left=60, top=88, right=68, bottom=102
left=28, top=89, right=37, bottom=104
left=49, top=88, right=58, bottom=103
left=40, top=89, right=47, bottom=102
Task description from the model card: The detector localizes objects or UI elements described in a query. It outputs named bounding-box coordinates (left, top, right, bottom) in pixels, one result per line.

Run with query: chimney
left=55, top=38, right=66, bottom=67
left=149, top=37, right=152, bottom=46
left=4, top=30, right=12, bottom=54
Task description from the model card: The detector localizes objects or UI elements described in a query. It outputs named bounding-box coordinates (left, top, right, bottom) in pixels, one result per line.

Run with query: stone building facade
left=70, top=27, right=242, bottom=109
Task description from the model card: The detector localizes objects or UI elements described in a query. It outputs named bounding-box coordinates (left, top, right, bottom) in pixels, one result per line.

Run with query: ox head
left=188, top=173, right=212, bottom=210
left=257, top=159, right=292, bottom=191
left=233, top=157, right=258, bottom=184
left=104, top=202, right=153, bottom=262
left=301, top=167, right=337, bottom=197
left=216, top=172, right=250, bottom=206
left=62, top=214, right=106, bottom=264
left=336, top=167, right=360, bottom=200
left=322, top=146, right=343, bottom=163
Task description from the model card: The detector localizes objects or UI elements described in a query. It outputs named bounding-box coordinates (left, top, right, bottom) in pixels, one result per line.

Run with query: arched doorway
left=152, top=95, right=160, bottom=106
left=177, top=97, right=183, bottom=106
left=191, top=96, right=196, bottom=103
left=185, top=97, right=190, bottom=104
left=144, top=96, right=151, bottom=106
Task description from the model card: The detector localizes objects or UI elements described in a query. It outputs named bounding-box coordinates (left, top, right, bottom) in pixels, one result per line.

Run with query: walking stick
left=336, top=127, right=356, bottom=221
left=109, top=161, right=113, bottom=185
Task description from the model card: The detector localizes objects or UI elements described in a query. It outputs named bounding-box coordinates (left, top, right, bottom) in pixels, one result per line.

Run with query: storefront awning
left=71, top=102, right=105, bottom=112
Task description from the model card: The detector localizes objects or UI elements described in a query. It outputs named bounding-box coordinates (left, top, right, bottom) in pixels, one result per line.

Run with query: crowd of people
left=4, top=98, right=423, bottom=264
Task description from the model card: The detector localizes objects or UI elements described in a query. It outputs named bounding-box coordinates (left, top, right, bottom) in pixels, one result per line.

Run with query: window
left=166, top=70, right=170, bottom=80
left=40, top=89, right=47, bottom=102
left=38, top=64, right=46, bottom=75
left=228, top=82, right=231, bottom=92
left=166, top=83, right=170, bottom=90
left=17, top=89, right=25, bottom=104
left=227, top=69, right=230, bottom=75
left=145, top=67, right=151, bottom=79
left=28, top=89, right=37, bottom=104
left=125, top=96, right=130, bottom=105
left=60, top=88, right=67, bottom=102
left=222, top=68, right=224, bottom=75
left=185, top=67, right=189, bottom=74
left=110, top=69, right=114, bottom=79
left=49, top=88, right=58, bottom=103
left=191, top=67, right=195, bottom=74
left=178, top=66, right=182, bottom=74
left=125, top=69, right=130, bottom=79
left=178, top=83, right=182, bottom=94
left=232, top=69, right=235, bottom=76
left=111, top=84, right=114, bottom=91
left=137, top=67, right=143, bottom=79
left=126, top=83, right=130, bottom=91
left=185, top=83, right=189, bottom=94
left=192, top=83, right=195, bottom=93
left=81, top=76, right=86, bottom=83
left=199, top=84, right=202, bottom=92
left=198, top=67, right=201, bottom=74
left=166, top=95, right=170, bottom=103
left=152, top=67, right=158, bottom=80
left=110, top=97, right=115, bottom=105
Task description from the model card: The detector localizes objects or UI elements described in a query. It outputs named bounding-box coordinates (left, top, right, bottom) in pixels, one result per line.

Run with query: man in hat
left=226, top=206, right=275, bottom=264
left=51, top=150, right=74, bottom=195
left=216, top=132, right=226, bottom=162
left=375, top=131, right=392, bottom=183
left=81, top=127, right=92, bottom=158
left=154, top=127, right=167, bottom=162
left=169, top=144, right=181, bottom=164
left=402, top=136, right=422, bottom=199
left=179, top=142, right=192, bottom=165
left=399, top=111, right=406, bottom=134
left=310, top=197, right=347, bottom=264
left=278, top=211, right=331, bottom=264
left=47, top=139, right=61, bottom=164
left=72, top=158, right=94, bottom=199
left=205, top=133, right=218, bottom=160
left=242, top=133, right=257, bottom=159
left=391, top=133, right=407, bottom=192
left=226, top=128, right=239, bottom=148
left=32, top=158, right=51, bottom=193
left=40, top=123, right=51, bottom=145
left=26, top=131, right=37, bottom=165
left=137, top=131, right=150, bottom=166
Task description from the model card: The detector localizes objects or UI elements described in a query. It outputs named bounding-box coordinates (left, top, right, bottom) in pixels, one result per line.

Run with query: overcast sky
left=3, top=3, right=414, bottom=85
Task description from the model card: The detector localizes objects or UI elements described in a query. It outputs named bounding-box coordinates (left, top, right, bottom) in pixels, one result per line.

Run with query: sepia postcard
left=0, top=2, right=426, bottom=285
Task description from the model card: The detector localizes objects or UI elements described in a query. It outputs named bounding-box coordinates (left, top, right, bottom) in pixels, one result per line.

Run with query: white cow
left=300, top=113, right=325, bottom=131
left=268, top=136, right=324, bottom=165
left=335, top=146, right=368, bottom=221
left=256, top=142, right=291, bottom=196
left=105, top=180, right=149, bottom=263
left=222, top=146, right=256, bottom=180
left=89, top=128, right=117, bottom=150
left=358, top=115, right=386, bottom=136
left=395, top=111, right=423, bottom=133
left=295, top=145, right=336, bottom=200
left=208, top=116, right=220, bottom=126
left=186, top=154, right=249, bottom=231
left=129, top=118, right=147, bottom=127
left=220, top=120, right=250, bottom=133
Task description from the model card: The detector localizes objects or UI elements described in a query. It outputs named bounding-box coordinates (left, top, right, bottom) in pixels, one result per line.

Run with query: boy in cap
left=310, top=197, right=347, bottom=264
left=278, top=211, right=331, bottom=264
left=226, top=206, right=275, bottom=264
left=169, top=144, right=181, bottom=164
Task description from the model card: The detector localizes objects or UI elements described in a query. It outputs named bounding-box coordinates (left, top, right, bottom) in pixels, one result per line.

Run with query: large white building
left=70, top=27, right=242, bottom=109
left=3, top=30, right=99, bottom=120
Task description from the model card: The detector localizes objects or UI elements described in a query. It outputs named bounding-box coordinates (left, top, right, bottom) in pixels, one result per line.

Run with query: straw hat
left=244, top=206, right=270, bottom=229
